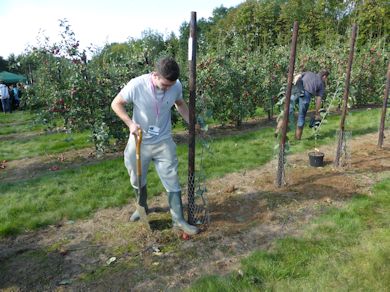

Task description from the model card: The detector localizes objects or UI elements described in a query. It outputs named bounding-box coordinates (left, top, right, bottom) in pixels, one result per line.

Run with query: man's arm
left=315, top=96, right=323, bottom=119
left=174, top=98, right=190, bottom=124
left=111, top=94, right=139, bottom=135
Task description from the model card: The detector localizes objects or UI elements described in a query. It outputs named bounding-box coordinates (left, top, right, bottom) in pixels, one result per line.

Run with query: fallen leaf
left=106, top=256, right=116, bottom=265
left=152, top=246, right=162, bottom=256
left=182, top=233, right=190, bottom=240
left=0, top=160, right=7, bottom=169
left=58, top=279, right=72, bottom=285
left=58, top=154, right=65, bottom=162
left=59, top=247, right=68, bottom=256
left=224, top=185, right=237, bottom=193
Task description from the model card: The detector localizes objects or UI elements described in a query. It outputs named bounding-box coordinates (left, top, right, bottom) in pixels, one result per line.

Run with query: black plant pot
left=308, top=151, right=324, bottom=167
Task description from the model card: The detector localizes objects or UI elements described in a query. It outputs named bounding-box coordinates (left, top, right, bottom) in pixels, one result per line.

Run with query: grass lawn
left=0, top=110, right=36, bottom=124
left=0, top=131, right=92, bottom=161
left=0, top=118, right=44, bottom=136
left=0, top=111, right=92, bottom=161
left=0, top=111, right=42, bottom=135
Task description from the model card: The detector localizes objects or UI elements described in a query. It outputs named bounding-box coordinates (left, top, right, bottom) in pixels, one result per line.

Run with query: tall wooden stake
left=378, top=62, right=390, bottom=148
left=187, top=11, right=197, bottom=224
left=276, top=21, right=299, bottom=187
left=334, top=24, right=357, bottom=167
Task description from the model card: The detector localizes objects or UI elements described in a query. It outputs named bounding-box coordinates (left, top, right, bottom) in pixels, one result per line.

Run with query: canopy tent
left=0, top=71, right=27, bottom=84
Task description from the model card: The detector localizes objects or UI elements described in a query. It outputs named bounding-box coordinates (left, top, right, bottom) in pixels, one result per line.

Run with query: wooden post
left=378, top=62, right=390, bottom=148
left=334, top=24, right=357, bottom=167
left=276, top=21, right=299, bottom=187
left=187, top=11, right=197, bottom=224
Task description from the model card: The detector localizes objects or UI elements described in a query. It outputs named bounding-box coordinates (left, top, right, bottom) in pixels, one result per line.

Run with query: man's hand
left=195, top=123, right=201, bottom=133
left=315, top=108, right=326, bottom=120
left=130, top=123, right=141, bottom=136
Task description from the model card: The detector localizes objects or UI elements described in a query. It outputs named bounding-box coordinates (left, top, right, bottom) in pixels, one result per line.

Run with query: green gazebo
left=0, top=71, right=27, bottom=84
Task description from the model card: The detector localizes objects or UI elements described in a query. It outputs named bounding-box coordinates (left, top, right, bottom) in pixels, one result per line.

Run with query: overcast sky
left=0, top=0, right=244, bottom=59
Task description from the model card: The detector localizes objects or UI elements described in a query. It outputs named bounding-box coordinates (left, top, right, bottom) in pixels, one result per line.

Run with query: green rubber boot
left=130, top=185, right=148, bottom=222
left=168, top=191, right=199, bottom=235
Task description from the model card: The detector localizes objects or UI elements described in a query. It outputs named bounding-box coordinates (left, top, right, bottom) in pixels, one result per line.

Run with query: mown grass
left=188, top=176, right=390, bottom=291
left=0, top=122, right=42, bottom=136
left=0, top=111, right=41, bottom=135
left=0, top=159, right=130, bottom=234
left=0, top=110, right=35, bottom=124
left=0, top=111, right=92, bottom=161
left=0, top=131, right=92, bottom=161
left=0, top=108, right=383, bottom=236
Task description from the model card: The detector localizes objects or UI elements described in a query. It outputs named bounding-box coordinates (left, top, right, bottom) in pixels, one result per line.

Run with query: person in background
left=8, top=84, right=15, bottom=112
left=0, top=80, right=11, bottom=113
left=12, top=84, right=20, bottom=109
left=111, top=56, right=199, bottom=235
left=289, top=69, right=329, bottom=140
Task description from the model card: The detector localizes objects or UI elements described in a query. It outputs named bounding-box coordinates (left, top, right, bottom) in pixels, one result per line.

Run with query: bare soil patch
left=0, top=131, right=389, bottom=291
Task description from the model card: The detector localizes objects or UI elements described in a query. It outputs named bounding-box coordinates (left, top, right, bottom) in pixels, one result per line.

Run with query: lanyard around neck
left=150, top=74, right=166, bottom=123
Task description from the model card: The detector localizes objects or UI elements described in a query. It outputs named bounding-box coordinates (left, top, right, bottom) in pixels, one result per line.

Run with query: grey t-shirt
left=120, top=73, right=183, bottom=144
left=302, top=72, right=325, bottom=98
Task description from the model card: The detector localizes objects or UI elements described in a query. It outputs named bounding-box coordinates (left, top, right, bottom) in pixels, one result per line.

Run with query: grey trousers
left=124, top=137, right=181, bottom=192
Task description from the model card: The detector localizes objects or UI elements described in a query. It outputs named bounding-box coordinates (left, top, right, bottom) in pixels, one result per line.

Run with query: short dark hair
left=319, top=69, right=330, bottom=78
left=155, top=57, right=180, bottom=81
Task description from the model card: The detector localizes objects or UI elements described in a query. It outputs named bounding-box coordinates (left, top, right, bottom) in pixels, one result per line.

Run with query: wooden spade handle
left=135, top=128, right=142, bottom=175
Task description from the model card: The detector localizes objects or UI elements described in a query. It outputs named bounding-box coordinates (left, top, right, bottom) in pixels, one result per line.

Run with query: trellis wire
left=183, top=127, right=211, bottom=227
left=187, top=172, right=210, bottom=226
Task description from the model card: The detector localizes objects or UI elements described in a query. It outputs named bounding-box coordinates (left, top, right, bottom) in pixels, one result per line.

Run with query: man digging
left=111, top=56, right=199, bottom=236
